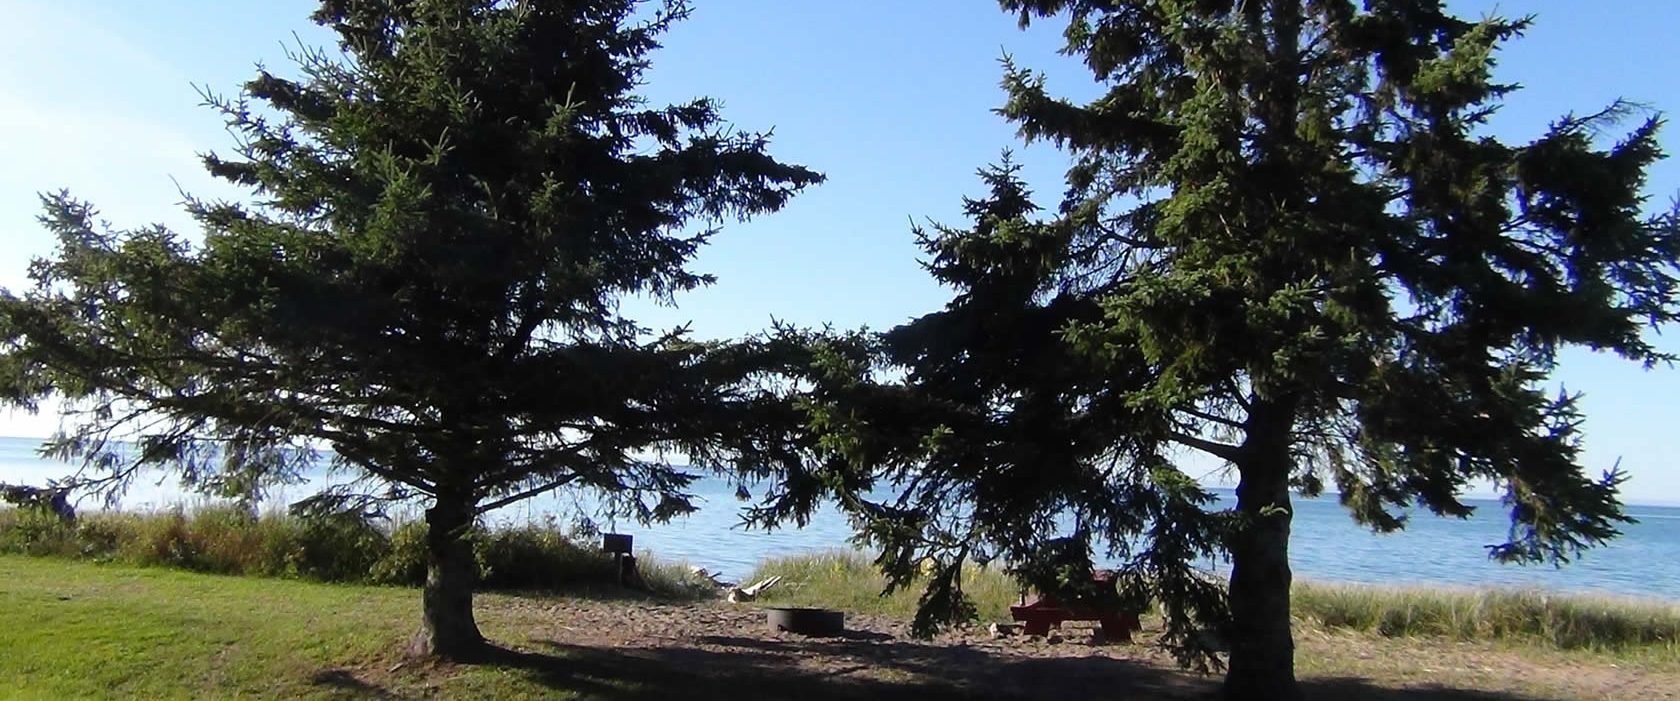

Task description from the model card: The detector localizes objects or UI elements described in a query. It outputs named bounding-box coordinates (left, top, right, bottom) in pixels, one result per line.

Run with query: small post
left=601, top=533, right=640, bottom=588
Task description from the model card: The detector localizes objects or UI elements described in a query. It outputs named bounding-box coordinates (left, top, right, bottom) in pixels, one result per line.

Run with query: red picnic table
left=1008, top=569, right=1143, bottom=642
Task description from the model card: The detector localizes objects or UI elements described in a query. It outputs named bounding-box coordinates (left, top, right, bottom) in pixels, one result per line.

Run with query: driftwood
left=726, top=575, right=783, bottom=603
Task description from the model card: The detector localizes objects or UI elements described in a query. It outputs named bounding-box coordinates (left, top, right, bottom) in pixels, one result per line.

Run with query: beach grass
left=0, top=504, right=715, bottom=598
left=1292, top=581, right=1680, bottom=654
left=749, top=550, right=1680, bottom=657
left=746, top=549, right=1022, bottom=621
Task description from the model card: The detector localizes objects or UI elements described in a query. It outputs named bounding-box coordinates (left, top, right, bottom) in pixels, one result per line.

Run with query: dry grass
left=750, top=550, right=1680, bottom=661
left=747, top=549, right=1022, bottom=621
left=0, top=504, right=717, bottom=598
left=1293, top=581, right=1680, bottom=655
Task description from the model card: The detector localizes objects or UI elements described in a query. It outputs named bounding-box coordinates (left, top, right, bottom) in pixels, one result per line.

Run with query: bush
left=0, top=504, right=710, bottom=600
left=365, top=519, right=619, bottom=589
left=127, top=510, right=205, bottom=570
left=0, top=507, right=80, bottom=557
left=475, top=520, right=617, bottom=590
left=185, top=506, right=267, bottom=574
left=369, top=520, right=429, bottom=586
left=289, top=510, right=391, bottom=581
left=71, top=514, right=131, bottom=559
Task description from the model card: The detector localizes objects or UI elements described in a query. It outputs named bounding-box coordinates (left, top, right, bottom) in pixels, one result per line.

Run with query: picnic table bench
left=1008, top=570, right=1143, bottom=642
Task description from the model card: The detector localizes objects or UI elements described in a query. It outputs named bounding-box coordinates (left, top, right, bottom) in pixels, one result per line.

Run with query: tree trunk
left=408, top=492, right=484, bottom=659
left=1224, top=400, right=1299, bottom=701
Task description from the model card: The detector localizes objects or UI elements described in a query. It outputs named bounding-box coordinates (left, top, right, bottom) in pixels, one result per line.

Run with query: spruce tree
left=0, top=0, right=819, bottom=658
left=765, top=3, right=1680, bottom=699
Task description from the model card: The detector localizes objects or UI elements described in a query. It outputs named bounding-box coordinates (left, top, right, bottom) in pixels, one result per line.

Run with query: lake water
left=2, top=436, right=1676, bottom=599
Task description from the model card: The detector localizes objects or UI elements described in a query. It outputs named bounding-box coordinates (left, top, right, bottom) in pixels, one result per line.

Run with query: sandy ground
left=359, top=595, right=1680, bottom=701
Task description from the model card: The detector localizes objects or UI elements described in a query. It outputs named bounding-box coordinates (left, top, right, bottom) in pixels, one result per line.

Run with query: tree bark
left=407, top=491, right=485, bottom=659
left=1224, top=399, right=1300, bottom=701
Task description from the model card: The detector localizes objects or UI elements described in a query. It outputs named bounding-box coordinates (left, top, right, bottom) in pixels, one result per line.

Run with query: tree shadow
left=1298, top=678, right=1555, bottom=701
left=310, top=637, right=1575, bottom=700
left=689, top=632, right=1184, bottom=694
left=309, top=668, right=405, bottom=701
left=484, top=642, right=973, bottom=699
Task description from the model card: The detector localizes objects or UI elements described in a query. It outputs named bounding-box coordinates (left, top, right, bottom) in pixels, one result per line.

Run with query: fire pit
left=766, top=607, right=844, bottom=636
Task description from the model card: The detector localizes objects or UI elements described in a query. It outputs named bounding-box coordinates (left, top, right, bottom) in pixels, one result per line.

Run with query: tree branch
left=1223, top=379, right=1253, bottom=411
left=1178, top=405, right=1245, bottom=430
left=475, top=474, right=582, bottom=515
left=1168, top=431, right=1243, bottom=462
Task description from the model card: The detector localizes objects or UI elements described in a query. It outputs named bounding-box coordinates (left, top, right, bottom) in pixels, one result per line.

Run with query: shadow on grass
left=309, top=668, right=405, bottom=701
left=309, top=637, right=1569, bottom=701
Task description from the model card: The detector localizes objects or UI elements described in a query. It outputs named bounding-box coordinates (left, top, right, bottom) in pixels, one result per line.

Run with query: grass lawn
left=0, top=556, right=409, bottom=699
left=2, top=554, right=1673, bottom=700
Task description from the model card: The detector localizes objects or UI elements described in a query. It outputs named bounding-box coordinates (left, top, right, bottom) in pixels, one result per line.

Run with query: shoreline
left=4, top=501, right=1677, bottom=609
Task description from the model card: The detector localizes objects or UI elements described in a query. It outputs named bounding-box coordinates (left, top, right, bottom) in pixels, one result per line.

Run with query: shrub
left=369, top=520, right=429, bottom=586
left=0, top=507, right=80, bottom=557
left=71, top=514, right=130, bottom=559
left=289, top=510, right=390, bottom=581
left=126, top=510, right=201, bottom=569
left=184, top=505, right=268, bottom=574
left=0, top=504, right=714, bottom=601
left=476, top=520, right=616, bottom=590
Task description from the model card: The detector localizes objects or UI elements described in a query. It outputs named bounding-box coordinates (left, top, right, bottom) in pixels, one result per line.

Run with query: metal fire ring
left=766, top=607, right=844, bottom=636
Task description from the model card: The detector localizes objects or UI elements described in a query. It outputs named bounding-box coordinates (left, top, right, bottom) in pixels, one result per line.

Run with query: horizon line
left=3, top=433, right=1675, bottom=509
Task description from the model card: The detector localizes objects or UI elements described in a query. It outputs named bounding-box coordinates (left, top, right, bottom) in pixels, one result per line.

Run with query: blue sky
left=3, top=1, right=1679, bottom=503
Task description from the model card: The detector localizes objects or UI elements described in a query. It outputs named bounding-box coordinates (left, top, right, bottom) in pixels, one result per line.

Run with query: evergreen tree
left=763, top=3, right=1680, bottom=699
left=0, top=0, right=819, bottom=658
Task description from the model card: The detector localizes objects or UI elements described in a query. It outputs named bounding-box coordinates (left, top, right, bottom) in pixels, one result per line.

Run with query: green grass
left=0, top=556, right=727, bottom=700
left=0, top=556, right=410, bottom=699
left=0, top=556, right=970, bottom=700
